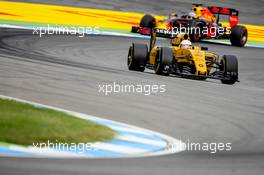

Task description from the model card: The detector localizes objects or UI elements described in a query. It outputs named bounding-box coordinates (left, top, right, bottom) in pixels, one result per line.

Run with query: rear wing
left=191, top=4, right=239, bottom=27
left=207, top=6, right=239, bottom=27
left=207, top=6, right=239, bottom=16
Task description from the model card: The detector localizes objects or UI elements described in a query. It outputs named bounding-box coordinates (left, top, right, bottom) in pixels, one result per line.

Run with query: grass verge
left=0, top=98, right=115, bottom=146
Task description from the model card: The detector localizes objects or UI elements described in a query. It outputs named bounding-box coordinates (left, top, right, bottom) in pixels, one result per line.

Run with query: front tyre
left=154, top=47, right=174, bottom=75
left=220, top=55, right=238, bottom=84
left=189, top=21, right=203, bottom=42
left=139, top=14, right=156, bottom=28
left=127, top=43, right=148, bottom=72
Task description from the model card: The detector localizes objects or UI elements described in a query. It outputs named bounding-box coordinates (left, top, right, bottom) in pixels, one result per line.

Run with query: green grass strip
left=0, top=98, right=115, bottom=146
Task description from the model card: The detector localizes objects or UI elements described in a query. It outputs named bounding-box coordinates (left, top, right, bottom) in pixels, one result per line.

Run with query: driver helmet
left=189, top=12, right=197, bottom=18
left=180, top=40, right=192, bottom=49
left=170, top=13, right=178, bottom=20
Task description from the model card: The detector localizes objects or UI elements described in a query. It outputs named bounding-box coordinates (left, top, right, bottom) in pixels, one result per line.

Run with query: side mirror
left=201, top=47, right=208, bottom=51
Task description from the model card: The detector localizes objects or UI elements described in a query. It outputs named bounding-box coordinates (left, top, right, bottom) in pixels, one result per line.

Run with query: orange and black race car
left=131, top=4, right=248, bottom=47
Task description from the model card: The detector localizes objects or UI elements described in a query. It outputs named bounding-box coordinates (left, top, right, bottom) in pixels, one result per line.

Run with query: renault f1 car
left=128, top=28, right=239, bottom=84
left=131, top=4, right=247, bottom=47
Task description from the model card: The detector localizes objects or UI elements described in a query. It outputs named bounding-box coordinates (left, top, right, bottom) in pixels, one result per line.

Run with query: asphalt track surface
left=1, top=0, right=264, bottom=175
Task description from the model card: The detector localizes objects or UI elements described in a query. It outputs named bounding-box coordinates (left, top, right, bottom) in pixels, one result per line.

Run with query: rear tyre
left=127, top=43, right=148, bottom=72
left=139, top=14, right=156, bottom=28
left=189, top=21, right=203, bottom=42
left=230, top=25, right=247, bottom=47
left=220, top=55, right=238, bottom=84
left=154, top=47, right=174, bottom=75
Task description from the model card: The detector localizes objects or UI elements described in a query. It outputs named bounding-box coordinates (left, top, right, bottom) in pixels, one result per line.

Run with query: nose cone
left=191, top=50, right=208, bottom=75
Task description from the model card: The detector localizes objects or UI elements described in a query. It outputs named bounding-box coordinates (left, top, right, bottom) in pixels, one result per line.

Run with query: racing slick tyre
left=139, top=14, right=156, bottom=28
left=230, top=25, right=248, bottom=47
left=189, top=21, right=203, bottom=42
left=220, top=55, right=238, bottom=84
left=127, top=43, right=148, bottom=72
left=154, top=47, right=173, bottom=75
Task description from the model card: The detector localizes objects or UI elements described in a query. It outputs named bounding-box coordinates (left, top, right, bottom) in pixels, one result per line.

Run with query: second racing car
left=131, top=4, right=248, bottom=47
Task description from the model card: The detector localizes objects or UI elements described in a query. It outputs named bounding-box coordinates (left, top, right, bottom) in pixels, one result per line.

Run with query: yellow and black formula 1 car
left=127, top=28, right=239, bottom=84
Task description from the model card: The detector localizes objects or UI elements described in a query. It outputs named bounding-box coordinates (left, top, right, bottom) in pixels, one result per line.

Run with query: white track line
left=115, top=135, right=166, bottom=147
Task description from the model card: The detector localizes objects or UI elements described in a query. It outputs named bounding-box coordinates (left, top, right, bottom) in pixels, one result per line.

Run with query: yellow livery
left=127, top=28, right=239, bottom=84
